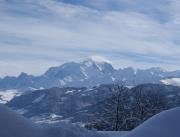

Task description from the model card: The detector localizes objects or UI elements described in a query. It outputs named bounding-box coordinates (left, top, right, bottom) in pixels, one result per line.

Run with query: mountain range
left=1, top=56, right=180, bottom=91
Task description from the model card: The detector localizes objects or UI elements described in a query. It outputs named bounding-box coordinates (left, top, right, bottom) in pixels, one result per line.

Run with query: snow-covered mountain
left=1, top=56, right=180, bottom=90
left=41, top=56, right=115, bottom=88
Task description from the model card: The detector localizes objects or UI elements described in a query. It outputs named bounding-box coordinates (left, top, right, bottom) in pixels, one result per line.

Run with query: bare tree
left=133, top=86, right=167, bottom=124
left=114, top=83, right=126, bottom=130
left=87, top=82, right=131, bottom=131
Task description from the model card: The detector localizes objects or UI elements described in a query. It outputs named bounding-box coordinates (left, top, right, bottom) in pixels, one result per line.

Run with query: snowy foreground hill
left=0, top=104, right=102, bottom=137
left=0, top=104, right=180, bottom=137
left=124, top=107, right=180, bottom=137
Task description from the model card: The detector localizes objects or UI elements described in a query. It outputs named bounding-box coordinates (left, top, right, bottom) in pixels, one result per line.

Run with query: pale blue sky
left=0, top=0, right=180, bottom=77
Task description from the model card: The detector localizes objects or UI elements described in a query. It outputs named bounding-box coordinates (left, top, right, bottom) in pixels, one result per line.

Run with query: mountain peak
left=84, top=56, right=111, bottom=64
left=18, top=72, right=28, bottom=77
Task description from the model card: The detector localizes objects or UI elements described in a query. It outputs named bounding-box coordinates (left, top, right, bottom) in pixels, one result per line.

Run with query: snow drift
left=0, top=104, right=44, bottom=137
left=41, top=122, right=104, bottom=137
left=124, top=107, right=180, bottom=137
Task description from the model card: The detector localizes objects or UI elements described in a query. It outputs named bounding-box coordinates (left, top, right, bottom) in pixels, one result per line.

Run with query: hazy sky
left=0, top=0, right=180, bottom=77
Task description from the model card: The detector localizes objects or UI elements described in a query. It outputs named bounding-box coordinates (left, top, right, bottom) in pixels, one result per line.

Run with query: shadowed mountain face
left=7, top=85, right=115, bottom=119
left=1, top=58, right=180, bottom=91
left=6, top=84, right=180, bottom=131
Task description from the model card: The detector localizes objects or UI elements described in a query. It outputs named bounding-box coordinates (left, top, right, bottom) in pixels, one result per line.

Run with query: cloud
left=57, top=0, right=171, bottom=22
left=0, top=0, right=180, bottom=76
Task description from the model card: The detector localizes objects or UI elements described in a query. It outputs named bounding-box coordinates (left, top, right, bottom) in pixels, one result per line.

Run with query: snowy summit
left=85, top=56, right=112, bottom=64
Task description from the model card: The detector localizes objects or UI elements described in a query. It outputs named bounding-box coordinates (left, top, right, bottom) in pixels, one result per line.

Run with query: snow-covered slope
left=124, top=107, right=180, bottom=137
left=161, top=77, right=180, bottom=87
left=0, top=89, right=20, bottom=104
left=41, top=122, right=104, bottom=137
left=99, top=131, right=128, bottom=137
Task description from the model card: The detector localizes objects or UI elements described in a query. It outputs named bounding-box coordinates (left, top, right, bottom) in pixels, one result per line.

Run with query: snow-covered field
left=0, top=90, right=20, bottom=104
left=99, top=131, right=128, bottom=137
